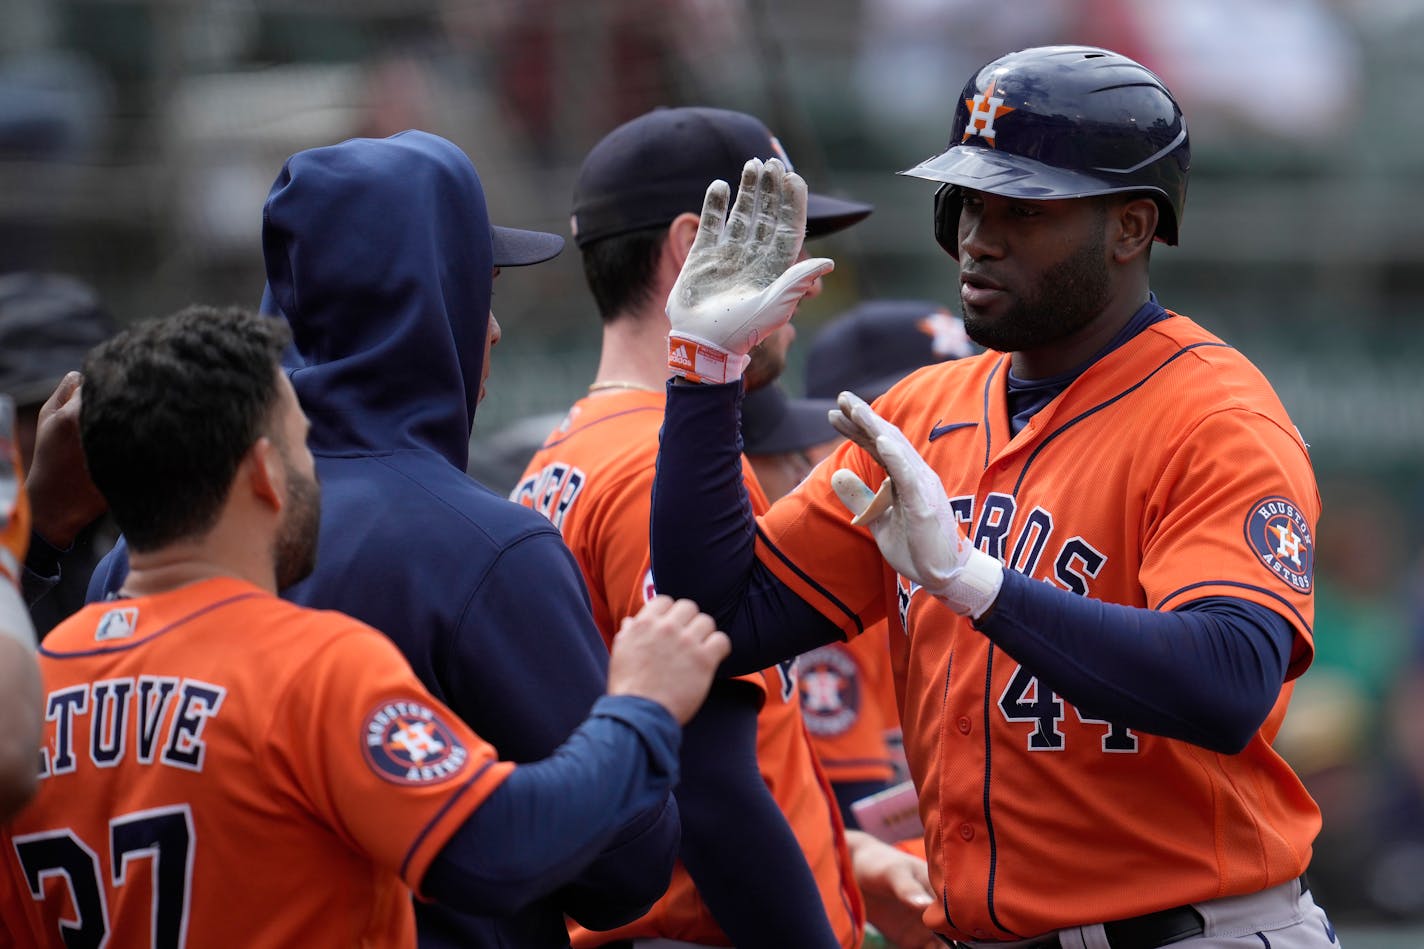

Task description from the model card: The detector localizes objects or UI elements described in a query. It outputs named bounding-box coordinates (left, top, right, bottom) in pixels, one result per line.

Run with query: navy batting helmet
left=901, top=46, right=1190, bottom=258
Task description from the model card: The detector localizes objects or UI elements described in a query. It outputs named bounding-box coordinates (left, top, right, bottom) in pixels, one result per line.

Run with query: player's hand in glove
left=828, top=391, right=1002, bottom=619
left=665, top=157, right=834, bottom=384
left=608, top=595, right=731, bottom=725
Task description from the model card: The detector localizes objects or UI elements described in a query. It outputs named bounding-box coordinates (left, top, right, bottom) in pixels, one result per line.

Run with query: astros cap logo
left=768, top=135, right=797, bottom=173
left=962, top=75, right=1015, bottom=146
left=363, top=699, right=469, bottom=785
left=916, top=310, right=976, bottom=359
left=1244, top=496, right=1314, bottom=593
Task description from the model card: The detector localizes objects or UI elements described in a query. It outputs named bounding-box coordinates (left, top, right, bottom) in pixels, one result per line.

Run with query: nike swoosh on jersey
left=928, top=421, right=976, bottom=441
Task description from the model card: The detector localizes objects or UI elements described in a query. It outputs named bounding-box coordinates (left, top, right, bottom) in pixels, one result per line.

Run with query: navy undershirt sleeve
left=422, top=695, right=680, bottom=916
left=651, top=380, right=842, bottom=674
left=977, top=569, right=1294, bottom=754
left=675, top=678, right=841, bottom=948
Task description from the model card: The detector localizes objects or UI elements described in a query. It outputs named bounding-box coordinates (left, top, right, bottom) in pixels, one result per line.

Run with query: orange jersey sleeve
left=742, top=314, right=1322, bottom=941
left=0, top=578, right=510, bottom=948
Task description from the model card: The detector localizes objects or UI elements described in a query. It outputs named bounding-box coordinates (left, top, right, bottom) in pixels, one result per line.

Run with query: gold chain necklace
left=587, top=380, right=661, bottom=394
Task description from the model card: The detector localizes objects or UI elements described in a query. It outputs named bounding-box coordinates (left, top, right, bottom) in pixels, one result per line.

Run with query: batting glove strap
left=930, top=545, right=1004, bottom=620
left=667, top=331, right=751, bottom=386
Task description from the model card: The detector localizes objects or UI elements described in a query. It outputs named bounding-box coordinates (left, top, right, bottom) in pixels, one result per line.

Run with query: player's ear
left=1111, top=196, right=1158, bottom=264
left=665, top=212, right=702, bottom=269
left=247, top=436, right=283, bottom=512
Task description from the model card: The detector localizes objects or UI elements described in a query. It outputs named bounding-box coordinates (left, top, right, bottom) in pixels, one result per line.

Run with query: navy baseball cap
left=491, top=225, right=564, bottom=267
left=741, top=383, right=838, bottom=456
left=805, top=299, right=978, bottom=401
left=571, top=107, right=874, bottom=247
left=0, top=272, right=115, bottom=407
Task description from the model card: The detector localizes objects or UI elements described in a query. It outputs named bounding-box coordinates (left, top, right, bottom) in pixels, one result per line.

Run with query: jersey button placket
left=958, top=821, right=974, bottom=841
left=957, top=716, right=971, bottom=735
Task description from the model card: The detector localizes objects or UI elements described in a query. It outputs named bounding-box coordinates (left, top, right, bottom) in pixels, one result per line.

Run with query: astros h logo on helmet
left=962, top=75, right=1015, bottom=145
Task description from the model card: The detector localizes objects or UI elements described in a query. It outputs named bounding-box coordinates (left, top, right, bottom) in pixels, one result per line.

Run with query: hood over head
left=263, top=130, right=548, bottom=468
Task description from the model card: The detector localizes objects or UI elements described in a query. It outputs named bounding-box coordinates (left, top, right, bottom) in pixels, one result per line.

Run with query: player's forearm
left=651, top=380, right=757, bottom=619
left=422, top=695, right=679, bottom=916
left=557, top=794, right=680, bottom=930
left=652, top=380, right=841, bottom=673
left=979, top=570, right=1292, bottom=753
left=675, top=679, right=842, bottom=948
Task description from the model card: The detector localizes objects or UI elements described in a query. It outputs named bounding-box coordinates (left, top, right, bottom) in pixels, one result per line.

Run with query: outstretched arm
left=652, top=157, right=844, bottom=669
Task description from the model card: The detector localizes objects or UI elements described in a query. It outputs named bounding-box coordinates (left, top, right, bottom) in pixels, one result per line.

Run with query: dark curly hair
left=80, top=306, right=292, bottom=551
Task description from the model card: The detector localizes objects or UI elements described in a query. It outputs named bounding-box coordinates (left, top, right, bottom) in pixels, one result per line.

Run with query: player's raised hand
left=608, top=595, right=731, bottom=724
left=26, top=372, right=109, bottom=549
left=828, top=391, right=1002, bottom=620
left=665, top=157, right=835, bottom=384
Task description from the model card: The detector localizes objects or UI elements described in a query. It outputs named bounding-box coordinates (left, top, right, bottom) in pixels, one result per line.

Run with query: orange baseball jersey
left=0, top=577, right=513, bottom=947
left=798, top=624, right=899, bottom=786
left=753, top=314, right=1321, bottom=941
left=513, top=389, right=863, bottom=947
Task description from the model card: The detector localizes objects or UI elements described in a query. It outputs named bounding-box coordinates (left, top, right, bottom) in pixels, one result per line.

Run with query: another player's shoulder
left=526, top=395, right=663, bottom=471
left=514, top=394, right=665, bottom=510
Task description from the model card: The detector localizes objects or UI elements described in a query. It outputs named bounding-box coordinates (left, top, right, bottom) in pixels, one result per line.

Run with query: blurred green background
left=4, top=1, right=1423, bottom=942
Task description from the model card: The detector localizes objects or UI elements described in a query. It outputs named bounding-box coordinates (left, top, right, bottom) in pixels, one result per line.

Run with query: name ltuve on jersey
left=39, top=677, right=226, bottom=777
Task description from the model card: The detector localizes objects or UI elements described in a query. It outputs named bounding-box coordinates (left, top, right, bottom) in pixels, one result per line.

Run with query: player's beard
left=961, top=229, right=1111, bottom=355
left=274, top=459, right=321, bottom=591
left=744, top=332, right=790, bottom=393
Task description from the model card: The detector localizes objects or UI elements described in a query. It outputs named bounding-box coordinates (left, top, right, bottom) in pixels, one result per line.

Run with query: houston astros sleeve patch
left=363, top=699, right=471, bottom=785
left=1244, top=496, right=1314, bottom=594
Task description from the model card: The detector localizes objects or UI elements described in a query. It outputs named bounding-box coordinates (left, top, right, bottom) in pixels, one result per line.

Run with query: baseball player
left=84, top=131, right=681, bottom=947
left=0, top=307, right=728, bottom=948
left=0, top=394, right=41, bottom=821
left=648, top=46, right=1338, bottom=948
left=513, top=106, right=879, bottom=948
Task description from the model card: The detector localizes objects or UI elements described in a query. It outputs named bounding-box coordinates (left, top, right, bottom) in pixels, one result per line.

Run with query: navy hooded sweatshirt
left=89, top=132, right=680, bottom=947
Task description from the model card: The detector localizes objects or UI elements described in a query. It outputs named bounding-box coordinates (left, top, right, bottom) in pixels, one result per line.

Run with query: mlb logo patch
left=1244, top=496, right=1314, bottom=594
left=363, top=700, right=469, bottom=785
left=95, top=607, right=140, bottom=641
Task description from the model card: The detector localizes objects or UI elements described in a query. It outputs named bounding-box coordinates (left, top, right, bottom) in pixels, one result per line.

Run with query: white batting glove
left=665, top=157, right=835, bottom=384
left=828, top=392, right=1002, bottom=620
